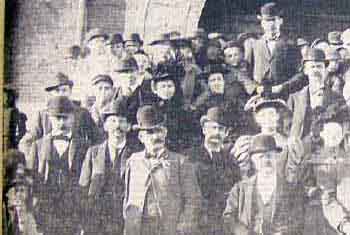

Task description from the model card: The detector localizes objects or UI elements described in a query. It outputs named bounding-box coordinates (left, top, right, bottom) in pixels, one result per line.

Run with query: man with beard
left=185, top=106, right=241, bottom=235
left=245, top=2, right=302, bottom=98
left=20, top=72, right=98, bottom=155
left=79, top=102, right=134, bottom=235
left=224, top=135, right=305, bottom=235
left=325, top=48, right=345, bottom=96
left=27, top=96, right=90, bottom=235
left=123, top=105, right=201, bottom=235
left=288, top=48, right=346, bottom=139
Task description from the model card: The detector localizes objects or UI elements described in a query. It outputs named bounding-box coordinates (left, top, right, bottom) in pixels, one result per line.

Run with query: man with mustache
left=79, top=102, right=134, bottom=235
left=27, top=96, right=90, bottom=235
left=185, top=106, right=241, bottom=235
left=288, top=48, right=346, bottom=139
left=123, top=105, right=201, bottom=235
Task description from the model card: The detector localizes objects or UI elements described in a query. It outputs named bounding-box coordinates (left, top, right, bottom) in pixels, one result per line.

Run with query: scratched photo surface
left=3, top=1, right=350, bottom=235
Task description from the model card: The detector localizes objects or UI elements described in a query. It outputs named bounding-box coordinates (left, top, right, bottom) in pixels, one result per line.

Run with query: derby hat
left=85, top=28, right=109, bottom=43
left=101, top=101, right=128, bottom=122
left=107, top=33, right=124, bottom=45
left=328, top=31, right=343, bottom=45
left=114, top=57, right=138, bottom=73
left=134, top=105, right=165, bottom=130
left=45, top=72, right=74, bottom=92
left=249, top=135, right=282, bottom=155
left=302, top=48, right=326, bottom=63
left=244, top=95, right=289, bottom=113
left=46, top=96, right=75, bottom=116
left=124, top=33, right=143, bottom=46
left=91, top=74, right=114, bottom=86
left=200, top=106, right=229, bottom=127
left=257, top=2, right=283, bottom=21
left=296, top=38, right=309, bottom=47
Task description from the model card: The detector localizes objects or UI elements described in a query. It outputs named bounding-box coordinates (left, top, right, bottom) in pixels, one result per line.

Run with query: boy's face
left=93, top=81, right=114, bottom=105
left=104, top=115, right=130, bottom=140
left=224, top=47, right=243, bottom=66
left=251, top=151, right=278, bottom=175
left=208, top=73, right=225, bottom=94
left=50, top=85, right=72, bottom=98
left=154, top=80, right=176, bottom=100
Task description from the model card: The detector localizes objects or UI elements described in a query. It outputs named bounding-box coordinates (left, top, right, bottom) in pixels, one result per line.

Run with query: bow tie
left=52, top=135, right=71, bottom=141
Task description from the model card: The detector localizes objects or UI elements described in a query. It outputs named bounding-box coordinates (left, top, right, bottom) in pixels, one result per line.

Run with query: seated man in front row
left=224, top=135, right=306, bottom=235
left=123, top=105, right=201, bottom=235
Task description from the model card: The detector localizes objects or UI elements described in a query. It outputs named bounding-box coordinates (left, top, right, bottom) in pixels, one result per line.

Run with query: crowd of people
left=4, top=1, right=350, bottom=235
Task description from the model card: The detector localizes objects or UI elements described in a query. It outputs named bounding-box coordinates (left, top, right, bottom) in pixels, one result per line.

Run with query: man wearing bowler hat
left=20, top=72, right=98, bottom=155
left=123, top=105, right=201, bottom=235
left=124, top=33, right=145, bottom=55
left=224, top=135, right=306, bottom=235
left=108, top=33, right=125, bottom=60
left=79, top=102, right=134, bottom=235
left=184, top=106, right=241, bottom=235
left=245, top=2, right=302, bottom=99
left=288, top=48, right=346, bottom=139
left=27, top=96, right=90, bottom=235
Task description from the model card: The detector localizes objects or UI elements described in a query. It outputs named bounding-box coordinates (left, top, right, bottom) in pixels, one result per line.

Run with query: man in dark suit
left=79, top=102, right=134, bottom=235
left=185, top=107, right=241, bottom=235
left=288, top=48, right=346, bottom=139
left=224, top=135, right=306, bottom=235
left=123, top=105, right=201, bottom=235
left=27, top=96, right=90, bottom=235
left=20, top=72, right=99, bottom=155
left=245, top=2, right=304, bottom=99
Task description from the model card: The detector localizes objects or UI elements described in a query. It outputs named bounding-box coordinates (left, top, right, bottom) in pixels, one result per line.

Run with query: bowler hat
left=134, top=105, right=165, bottom=130
left=325, top=48, right=341, bottom=61
left=108, top=33, right=124, bottom=45
left=244, top=95, right=289, bottom=113
left=328, top=31, right=343, bottom=45
left=200, top=106, right=229, bottom=127
left=203, top=63, right=230, bottom=77
left=296, top=38, right=309, bottom=47
left=124, top=33, right=143, bottom=46
left=85, top=28, right=109, bottom=43
left=249, top=135, right=282, bottom=155
left=46, top=96, right=74, bottom=116
left=224, top=40, right=244, bottom=52
left=91, top=74, right=114, bottom=86
left=237, top=32, right=258, bottom=44
left=257, top=2, right=283, bottom=21
left=101, top=101, right=128, bottom=122
left=302, top=48, right=326, bottom=63
left=114, top=57, right=138, bottom=73
left=45, top=72, right=74, bottom=92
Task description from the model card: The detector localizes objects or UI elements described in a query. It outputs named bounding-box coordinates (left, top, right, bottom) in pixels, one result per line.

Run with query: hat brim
left=124, top=40, right=144, bottom=46
left=249, top=146, right=282, bottom=155
left=132, top=123, right=164, bottom=131
left=87, top=34, right=109, bottom=43
left=45, top=81, right=74, bottom=92
left=92, top=77, right=114, bottom=86
left=200, top=116, right=227, bottom=127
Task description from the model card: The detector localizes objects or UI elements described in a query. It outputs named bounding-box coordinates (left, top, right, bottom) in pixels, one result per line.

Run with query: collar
left=51, top=131, right=72, bottom=139
left=144, top=148, right=168, bottom=159
left=108, top=139, right=126, bottom=151
left=263, top=32, right=281, bottom=41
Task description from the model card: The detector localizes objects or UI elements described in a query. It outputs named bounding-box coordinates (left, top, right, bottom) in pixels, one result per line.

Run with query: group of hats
left=244, top=95, right=289, bottom=113
left=85, top=28, right=143, bottom=46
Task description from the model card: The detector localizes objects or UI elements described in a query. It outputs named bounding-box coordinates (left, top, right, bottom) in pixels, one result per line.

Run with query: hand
left=341, top=220, right=350, bottom=234
left=272, top=84, right=283, bottom=94
left=230, top=135, right=252, bottom=164
left=256, top=86, right=264, bottom=94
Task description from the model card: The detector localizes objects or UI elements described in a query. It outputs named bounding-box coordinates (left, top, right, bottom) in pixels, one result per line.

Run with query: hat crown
left=303, top=48, right=325, bottom=62
left=91, top=74, right=113, bottom=86
left=260, top=2, right=282, bottom=17
left=136, top=105, right=164, bottom=129
left=47, top=96, right=74, bottom=115
left=101, top=101, right=127, bottom=121
left=110, top=33, right=124, bottom=44
left=250, top=135, right=280, bottom=154
left=46, top=72, right=73, bottom=91
left=124, top=33, right=142, bottom=43
left=115, top=57, right=138, bottom=72
left=201, top=106, right=228, bottom=126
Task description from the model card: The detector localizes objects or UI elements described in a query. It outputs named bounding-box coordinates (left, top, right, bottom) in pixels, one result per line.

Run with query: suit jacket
left=223, top=150, right=305, bottom=235
left=245, top=36, right=302, bottom=95
left=185, top=144, right=241, bottom=234
left=288, top=86, right=346, bottom=139
left=123, top=150, right=201, bottom=235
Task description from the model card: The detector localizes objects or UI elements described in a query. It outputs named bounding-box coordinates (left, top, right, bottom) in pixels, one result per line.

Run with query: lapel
left=293, top=86, right=310, bottom=138
left=39, top=134, right=53, bottom=178
left=120, top=145, right=132, bottom=178
left=257, top=38, right=272, bottom=61
left=243, top=175, right=257, bottom=227
left=93, top=141, right=108, bottom=176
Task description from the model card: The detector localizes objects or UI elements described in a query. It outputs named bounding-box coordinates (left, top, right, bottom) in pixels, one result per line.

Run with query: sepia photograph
left=3, top=0, right=350, bottom=234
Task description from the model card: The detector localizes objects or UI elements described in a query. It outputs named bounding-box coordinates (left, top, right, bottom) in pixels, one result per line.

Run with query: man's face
left=255, top=107, right=280, bottom=130
left=118, top=72, right=138, bottom=91
left=104, top=115, right=129, bottom=141
left=251, top=151, right=278, bottom=175
left=192, top=38, right=206, bottom=53
left=208, top=73, right=225, bottom=94
left=154, top=80, right=176, bottom=100
left=125, top=41, right=140, bottom=55
left=202, top=121, right=227, bottom=147
left=48, top=113, right=74, bottom=135
left=111, top=43, right=124, bottom=58
left=224, top=47, right=243, bottom=66
left=207, top=46, right=220, bottom=60
left=150, top=44, right=174, bottom=64
left=93, top=81, right=113, bottom=106
left=179, top=47, right=194, bottom=61
left=139, top=127, right=167, bottom=154
left=320, top=122, right=343, bottom=147
left=50, top=85, right=72, bottom=98
left=261, top=17, right=283, bottom=38
left=304, top=61, right=326, bottom=97
left=134, top=54, right=151, bottom=73
left=87, top=37, right=107, bottom=56
left=327, top=60, right=340, bottom=73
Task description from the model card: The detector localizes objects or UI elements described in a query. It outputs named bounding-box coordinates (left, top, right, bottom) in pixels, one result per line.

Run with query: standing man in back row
left=245, top=2, right=304, bottom=99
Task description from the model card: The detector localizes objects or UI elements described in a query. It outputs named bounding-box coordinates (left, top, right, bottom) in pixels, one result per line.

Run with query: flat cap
left=85, top=28, right=108, bottom=43
left=91, top=74, right=114, bottom=86
left=45, top=72, right=74, bottom=91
